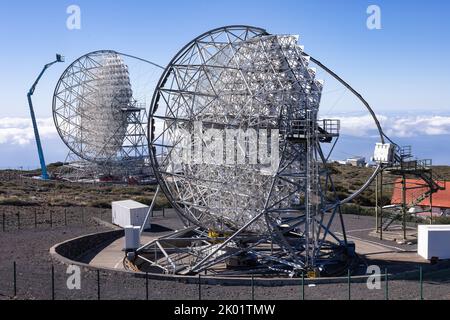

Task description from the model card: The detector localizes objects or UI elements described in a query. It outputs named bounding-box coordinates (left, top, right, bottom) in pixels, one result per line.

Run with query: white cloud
left=329, top=114, right=388, bottom=137
left=0, top=117, right=57, bottom=145
left=385, top=116, right=450, bottom=137
left=330, top=114, right=450, bottom=138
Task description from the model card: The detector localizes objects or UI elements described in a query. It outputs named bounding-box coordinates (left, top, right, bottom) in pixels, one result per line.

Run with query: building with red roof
left=391, top=178, right=449, bottom=217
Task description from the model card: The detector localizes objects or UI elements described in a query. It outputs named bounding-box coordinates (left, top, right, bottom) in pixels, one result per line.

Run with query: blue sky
left=0, top=0, right=449, bottom=167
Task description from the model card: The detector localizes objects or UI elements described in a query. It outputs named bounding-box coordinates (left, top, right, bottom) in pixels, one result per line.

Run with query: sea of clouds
left=2, top=115, right=450, bottom=146
left=1, top=114, right=449, bottom=167
left=0, top=117, right=57, bottom=145
left=328, top=114, right=450, bottom=138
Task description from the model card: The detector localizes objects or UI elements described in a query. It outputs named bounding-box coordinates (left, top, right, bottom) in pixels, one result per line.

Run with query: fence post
left=198, top=274, right=201, bottom=300
left=301, top=272, right=305, bottom=300
left=385, top=268, right=389, bottom=300
left=13, top=261, right=17, bottom=297
left=251, top=275, right=255, bottom=300
left=347, top=269, right=351, bottom=300
left=97, top=269, right=101, bottom=300
left=51, top=265, right=55, bottom=300
left=419, top=266, right=423, bottom=300
left=146, top=272, right=149, bottom=300
left=162, top=207, right=165, bottom=217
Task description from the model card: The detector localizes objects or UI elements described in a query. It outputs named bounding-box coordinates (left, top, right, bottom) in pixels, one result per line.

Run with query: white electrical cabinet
left=124, top=225, right=141, bottom=251
left=112, top=200, right=150, bottom=228
left=373, top=143, right=394, bottom=164
left=418, top=225, right=450, bottom=260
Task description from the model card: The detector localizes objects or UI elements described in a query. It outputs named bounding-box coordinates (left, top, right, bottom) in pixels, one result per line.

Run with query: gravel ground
left=1, top=209, right=449, bottom=300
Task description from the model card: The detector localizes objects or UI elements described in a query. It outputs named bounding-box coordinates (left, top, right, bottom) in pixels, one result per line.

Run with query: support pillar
left=402, top=174, right=407, bottom=240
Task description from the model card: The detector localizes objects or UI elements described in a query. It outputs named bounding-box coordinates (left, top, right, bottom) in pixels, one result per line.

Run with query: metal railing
left=280, top=119, right=340, bottom=137
left=318, top=119, right=340, bottom=136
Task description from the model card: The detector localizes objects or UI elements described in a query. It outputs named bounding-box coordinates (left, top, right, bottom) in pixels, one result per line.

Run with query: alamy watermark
left=66, top=265, right=81, bottom=290
left=367, top=5, right=382, bottom=30
left=66, top=5, right=81, bottom=30
left=366, top=265, right=382, bottom=289
left=169, top=121, right=280, bottom=175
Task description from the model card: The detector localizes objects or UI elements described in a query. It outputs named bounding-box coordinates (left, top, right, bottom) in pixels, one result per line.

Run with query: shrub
left=0, top=196, right=39, bottom=206
left=133, top=195, right=172, bottom=209
left=48, top=199, right=77, bottom=207
left=433, top=216, right=450, bottom=224
left=88, top=200, right=112, bottom=209
left=340, top=203, right=375, bottom=216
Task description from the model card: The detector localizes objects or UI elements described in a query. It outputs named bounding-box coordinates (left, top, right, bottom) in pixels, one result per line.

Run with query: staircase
left=381, top=145, right=447, bottom=231
left=380, top=206, right=402, bottom=231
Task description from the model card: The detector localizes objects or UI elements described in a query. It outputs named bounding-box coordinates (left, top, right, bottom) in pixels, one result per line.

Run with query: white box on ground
left=418, top=225, right=450, bottom=260
left=112, top=200, right=151, bottom=229
left=124, top=225, right=141, bottom=251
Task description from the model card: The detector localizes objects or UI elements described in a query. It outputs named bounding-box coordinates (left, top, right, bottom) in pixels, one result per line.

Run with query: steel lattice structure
left=52, top=50, right=153, bottom=182
left=133, top=26, right=385, bottom=277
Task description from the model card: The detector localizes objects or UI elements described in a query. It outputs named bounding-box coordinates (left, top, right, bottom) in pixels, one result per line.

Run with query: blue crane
left=27, top=54, right=64, bottom=180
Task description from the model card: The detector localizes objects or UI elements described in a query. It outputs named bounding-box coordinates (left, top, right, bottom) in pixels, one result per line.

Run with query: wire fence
left=0, top=206, right=171, bottom=232
left=0, top=206, right=111, bottom=232
left=0, top=260, right=449, bottom=300
left=0, top=206, right=449, bottom=300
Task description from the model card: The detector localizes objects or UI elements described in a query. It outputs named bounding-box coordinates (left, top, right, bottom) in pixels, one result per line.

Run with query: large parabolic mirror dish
left=53, top=50, right=162, bottom=182
left=54, top=51, right=135, bottom=162
left=146, top=26, right=385, bottom=276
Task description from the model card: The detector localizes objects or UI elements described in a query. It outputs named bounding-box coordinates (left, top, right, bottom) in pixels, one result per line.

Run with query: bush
left=340, top=203, right=375, bottom=216
left=48, top=199, right=77, bottom=207
left=433, top=216, right=450, bottom=224
left=0, top=196, right=39, bottom=206
left=132, top=195, right=172, bottom=209
left=47, top=162, right=64, bottom=168
left=88, top=200, right=112, bottom=209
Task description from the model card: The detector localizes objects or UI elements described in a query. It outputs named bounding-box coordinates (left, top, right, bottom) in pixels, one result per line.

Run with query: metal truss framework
left=133, top=25, right=387, bottom=277
left=376, top=146, right=447, bottom=240
left=52, top=50, right=152, bottom=182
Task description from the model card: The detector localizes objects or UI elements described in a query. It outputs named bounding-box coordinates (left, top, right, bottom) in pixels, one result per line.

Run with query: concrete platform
left=86, top=214, right=428, bottom=274
left=88, top=231, right=427, bottom=271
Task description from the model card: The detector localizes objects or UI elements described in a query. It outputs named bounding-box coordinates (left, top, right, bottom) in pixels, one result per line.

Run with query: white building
left=346, top=156, right=366, bottom=167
